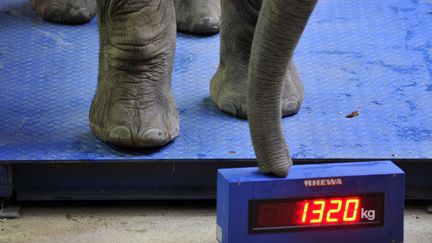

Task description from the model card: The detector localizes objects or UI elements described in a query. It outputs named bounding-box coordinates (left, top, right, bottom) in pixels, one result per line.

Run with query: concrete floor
left=0, top=201, right=431, bottom=243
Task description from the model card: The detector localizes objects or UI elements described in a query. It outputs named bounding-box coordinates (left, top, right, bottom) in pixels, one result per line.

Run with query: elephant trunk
left=247, top=0, right=317, bottom=177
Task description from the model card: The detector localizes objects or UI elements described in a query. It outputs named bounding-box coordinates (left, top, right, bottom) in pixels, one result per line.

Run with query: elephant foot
left=30, top=0, right=96, bottom=24
left=90, top=0, right=179, bottom=148
left=90, top=69, right=180, bottom=148
left=210, top=0, right=303, bottom=119
left=211, top=62, right=303, bottom=119
left=174, top=0, right=221, bottom=34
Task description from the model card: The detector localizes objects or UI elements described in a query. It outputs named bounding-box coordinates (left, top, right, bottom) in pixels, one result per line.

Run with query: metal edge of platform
left=0, top=159, right=430, bottom=201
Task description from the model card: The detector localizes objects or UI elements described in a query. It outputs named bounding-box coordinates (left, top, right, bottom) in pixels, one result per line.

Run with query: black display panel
left=249, top=193, right=384, bottom=233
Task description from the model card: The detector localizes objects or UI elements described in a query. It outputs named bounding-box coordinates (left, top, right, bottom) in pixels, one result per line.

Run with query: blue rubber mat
left=0, top=0, right=431, bottom=162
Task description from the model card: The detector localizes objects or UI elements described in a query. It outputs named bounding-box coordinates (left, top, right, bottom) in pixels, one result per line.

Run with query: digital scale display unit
left=216, top=161, right=404, bottom=243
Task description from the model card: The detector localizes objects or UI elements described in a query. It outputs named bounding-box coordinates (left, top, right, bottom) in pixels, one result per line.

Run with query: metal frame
left=0, top=165, right=12, bottom=198
left=0, top=159, right=430, bottom=201
left=0, top=165, right=20, bottom=218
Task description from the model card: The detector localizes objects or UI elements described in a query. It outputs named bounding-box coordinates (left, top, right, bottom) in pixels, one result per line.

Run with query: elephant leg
left=210, top=0, right=304, bottom=119
left=89, top=0, right=179, bottom=147
left=30, top=0, right=96, bottom=24
left=174, top=0, right=221, bottom=34
left=248, top=0, right=317, bottom=177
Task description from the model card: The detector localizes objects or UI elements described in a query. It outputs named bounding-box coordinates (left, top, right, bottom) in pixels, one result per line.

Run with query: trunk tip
left=259, top=164, right=291, bottom=178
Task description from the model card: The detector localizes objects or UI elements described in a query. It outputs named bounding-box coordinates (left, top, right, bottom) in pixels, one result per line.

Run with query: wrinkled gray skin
left=213, top=0, right=316, bottom=176
left=89, top=0, right=316, bottom=177
left=33, top=0, right=316, bottom=177
left=210, top=0, right=305, bottom=119
left=90, top=0, right=179, bottom=147
left=247, top=0, right=317, bottom=177
left=30, top=0, right=221, bottom=35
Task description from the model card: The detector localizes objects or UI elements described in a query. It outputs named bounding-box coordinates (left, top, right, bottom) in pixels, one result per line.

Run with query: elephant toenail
left=194, top=17, right=220, bottom=34
left=108, top=126, right=132, bottom=141
left=71, top=8, right=91, bottom=23
left=142, top=129, right=168, bottom=144
left=220, top=103, right=237, bottom=116
left=44, top=6, right=62, bottom=21
left=282, top=100, right=301, bottom=116
left=283, top=101, right=294, bottom=111
left=200, top=17, right=218, bottom=27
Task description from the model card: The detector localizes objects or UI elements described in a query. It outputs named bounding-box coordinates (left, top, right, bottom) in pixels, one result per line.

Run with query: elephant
left=33, top=0, right=317, bottom=177
left=30, top=0, right=221, bottom=34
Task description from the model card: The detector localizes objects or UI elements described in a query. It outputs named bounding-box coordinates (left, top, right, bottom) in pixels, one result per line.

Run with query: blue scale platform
left=0, top=0, right=431, bottom=163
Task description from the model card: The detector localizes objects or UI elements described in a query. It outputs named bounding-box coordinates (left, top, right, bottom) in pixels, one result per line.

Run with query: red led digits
left=301, top=202, right=309, bottom=223
left=326, top=199, right=342, bottom=222
left=343, top=198, right=360, bottom=222
left=300, top=197, right=361, bottom=225
left=251, top=194, right=383, bottom=232
left=310, top=200, right=325, bottom=223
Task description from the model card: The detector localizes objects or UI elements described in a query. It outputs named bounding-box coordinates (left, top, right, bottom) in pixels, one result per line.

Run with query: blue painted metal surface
left=0, top=0, right=431, bottom=162
left=216, top=161, right=405, bottom=243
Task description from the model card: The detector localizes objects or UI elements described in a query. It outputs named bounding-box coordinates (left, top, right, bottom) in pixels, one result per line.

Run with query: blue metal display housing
left=217, top=161, right=404, bottom=243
